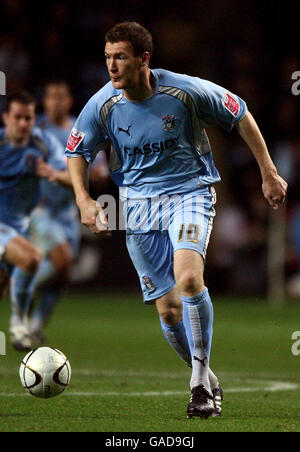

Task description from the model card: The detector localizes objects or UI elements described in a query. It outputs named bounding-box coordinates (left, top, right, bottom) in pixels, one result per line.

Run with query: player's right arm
left=68, top=155, right=111, bottom=235
left=67, top=156, right=102, bottom=232
left=65, top=94, right=111, bottom=235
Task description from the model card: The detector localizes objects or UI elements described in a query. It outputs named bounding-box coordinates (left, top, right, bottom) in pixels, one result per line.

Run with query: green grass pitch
left=0, top=292, right=299, bottom=432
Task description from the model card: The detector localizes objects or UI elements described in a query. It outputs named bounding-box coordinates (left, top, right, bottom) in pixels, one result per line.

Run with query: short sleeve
left=65, top=95, right=108, bottom=163
left=192, top=78, right=248, bottom=131
left=44, top=132, right=67, bottom=170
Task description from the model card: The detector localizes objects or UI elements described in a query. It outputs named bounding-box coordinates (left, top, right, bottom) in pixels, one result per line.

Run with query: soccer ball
left=19, top=347, right=71, bottom=398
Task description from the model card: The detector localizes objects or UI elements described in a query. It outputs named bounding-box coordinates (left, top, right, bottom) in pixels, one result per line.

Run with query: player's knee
left=23, top=249, right=41, bottom=273
left=159, top=308, right=181, bottom=326
left=157, top=299, right=182, bottom=325
left=50, top=249, right=74, bottom=274
left=177, top=270, right=203, bottom=296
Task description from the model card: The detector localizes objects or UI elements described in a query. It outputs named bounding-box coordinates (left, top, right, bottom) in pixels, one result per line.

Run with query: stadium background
left=0, top=0, right=299, bottom=298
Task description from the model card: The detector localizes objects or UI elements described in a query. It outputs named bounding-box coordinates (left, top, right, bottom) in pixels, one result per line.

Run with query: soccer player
left=26, top=81, right=79, bottom=343
left=0, top=90, right=70, bottom=351
left=26, top=80, right=109, bottom=343
left=65, top=22, right=288, bottom=418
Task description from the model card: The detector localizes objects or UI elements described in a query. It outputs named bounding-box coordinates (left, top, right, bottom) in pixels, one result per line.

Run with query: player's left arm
left=37, top=131, right=72, bottom=186
left=235, top=111, right=288, bottom=210
left=36, top=157, right=72, bottom=187
left=193, top=77, right=287, bottom=209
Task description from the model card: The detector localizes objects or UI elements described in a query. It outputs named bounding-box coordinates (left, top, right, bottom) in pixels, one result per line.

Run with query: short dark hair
left=44, top=79, right=72, bottom=96
left=105, top=22, right=153, bottom=57
left=4, top=90, right=35, bottom=112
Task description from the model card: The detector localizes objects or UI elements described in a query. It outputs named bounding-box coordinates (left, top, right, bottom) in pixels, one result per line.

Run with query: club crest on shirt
left=66, top=128, right=86, bottom=152
left=162, top=114, right=176, bottom=131
left=222, top=92, right=240, bottom=117
left=142, top=276, right=156, bottom=292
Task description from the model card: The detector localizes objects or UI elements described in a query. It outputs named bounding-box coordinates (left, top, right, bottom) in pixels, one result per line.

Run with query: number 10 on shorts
left=178, top=223, right=200, bottom=243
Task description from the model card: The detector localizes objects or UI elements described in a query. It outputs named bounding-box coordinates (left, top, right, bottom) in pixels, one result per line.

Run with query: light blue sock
left=181, top=287, right=214, bottom=390
left=33, top=258, right=56, bottom=288
left=159, top=318, right=191, bottom=367
left=10, top=268, right=36, bottom=324
left=30, top=286, right=61, bottom=332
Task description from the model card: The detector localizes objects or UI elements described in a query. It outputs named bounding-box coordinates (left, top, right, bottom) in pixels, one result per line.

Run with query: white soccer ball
left=19, top=347, right=71, bottom=398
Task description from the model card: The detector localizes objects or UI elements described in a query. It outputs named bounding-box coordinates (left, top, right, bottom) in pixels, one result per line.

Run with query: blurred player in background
left=66, top=22, right=287, bottom=419
left=0, top=90, right=70, bottom=351
left=26, top=81, right=79, bottom=344
left=26, top=81, right=109, bottom=344
left=38, top=81, right=76, bottom=143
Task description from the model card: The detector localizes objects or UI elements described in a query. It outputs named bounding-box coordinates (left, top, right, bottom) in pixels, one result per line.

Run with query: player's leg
left=34, top=241, right=74, bottom=287
left=126, top=225, right=221, bottom=415
left=155, top=282, right=222, bottom=416
left=5, top=235, right=40, bottom=273
left=126, top=229, right=187, bottom=362
left=30, top=241, right=74, bottom=343
left=28, top=209, right=76, bottom=342
left=174, top=250, right=223, bottom=417
left=169, top=187, right=221, bottom=418
left=126, top=229, right=198, bottom=372
left=155, top=286, right=221, bottom=389
left=126, top=209, right=221, bottom=418
left=28, top=208, right=67, bottom=288
left=6, top=235, right=41, bottom=316
left=174, top=249, right=211, bottom=381
left=5, top=235, right=41, bottom=350
left=155, top=287, right=192, bottom=367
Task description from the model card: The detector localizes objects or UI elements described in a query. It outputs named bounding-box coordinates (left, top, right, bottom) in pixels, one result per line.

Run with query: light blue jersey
left=65, top=69, right=247, bottom=198
left=36, top=115, right=76, bottom=211
left=34, top=115, right=80, bottom=256
left=37, top=114, right=77, bottom=149
left=0, top=127, right=66, bottom=235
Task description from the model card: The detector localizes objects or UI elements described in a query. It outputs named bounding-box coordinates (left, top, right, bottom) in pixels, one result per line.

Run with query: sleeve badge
left=66, top=128, right=86, bottom=152
left=222, top=92, right=240, bottom=117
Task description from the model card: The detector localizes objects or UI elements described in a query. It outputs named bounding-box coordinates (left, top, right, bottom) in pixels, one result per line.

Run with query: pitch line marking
left=58, top=381, right=300, bottom=396
left=0, top=381, right=298, bottom=397
left=0, top=367, right=298, bottom=382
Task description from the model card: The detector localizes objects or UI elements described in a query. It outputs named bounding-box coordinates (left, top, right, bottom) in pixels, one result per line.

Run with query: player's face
left=105, top=41, right=145, bottom=90
left=2, top=102, right=36, bottom=144
left=43, top=84, right=73, bottom=119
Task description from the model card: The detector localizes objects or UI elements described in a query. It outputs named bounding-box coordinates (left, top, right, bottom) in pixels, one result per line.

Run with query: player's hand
left=262, top=172, right=288, bottom=210
left=36, top=157, right=57, bottom=182
left=78, top=197, right=112, bottom=237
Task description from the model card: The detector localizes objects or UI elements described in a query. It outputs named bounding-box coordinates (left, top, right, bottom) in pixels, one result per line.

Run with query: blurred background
left=0, top=0, right=299, bottom=300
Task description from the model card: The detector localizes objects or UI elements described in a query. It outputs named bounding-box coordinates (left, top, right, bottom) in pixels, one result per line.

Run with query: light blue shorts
left=125, top=186, right=216, bottom=303
left=29, top=206, right=80, bottom=257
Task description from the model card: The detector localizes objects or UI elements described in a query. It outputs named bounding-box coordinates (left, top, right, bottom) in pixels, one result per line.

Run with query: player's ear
left=141, top=51, right=151, bottom=67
